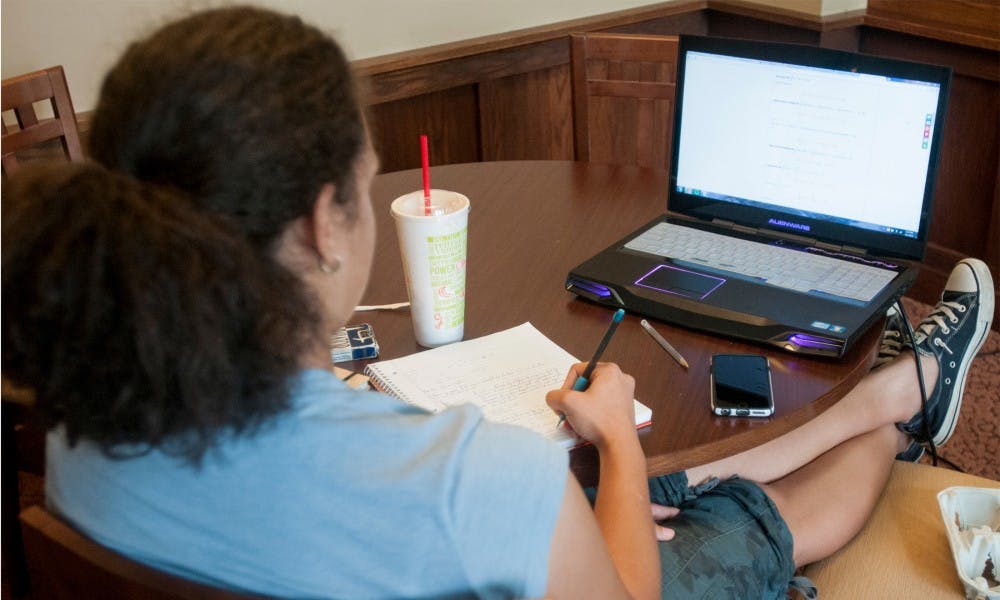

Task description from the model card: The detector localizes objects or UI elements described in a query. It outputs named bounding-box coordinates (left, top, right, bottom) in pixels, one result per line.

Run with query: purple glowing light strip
left=789, top=334, right=842, bottom=350
left=569, top=278, right=612, bottom=298
left=633, top=264, right=726, bottom=300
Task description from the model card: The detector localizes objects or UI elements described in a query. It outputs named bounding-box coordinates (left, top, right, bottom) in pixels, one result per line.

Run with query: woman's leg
left=757, top=423, right=906, bottom=566
left=683, top=258, right=993, bottom=568
left=685, top=352, right=935, bottom=485
left=687, top=258, right=992, bottom=487
left=648, top=261, right=993, bottom=598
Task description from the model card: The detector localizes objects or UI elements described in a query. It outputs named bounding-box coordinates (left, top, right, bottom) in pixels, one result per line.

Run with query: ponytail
left=2, top=163, right=320, bottom=464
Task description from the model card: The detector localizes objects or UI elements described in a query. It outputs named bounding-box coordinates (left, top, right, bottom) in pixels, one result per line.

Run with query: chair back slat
left=588, top=80, right=675, bottom=100
left=3, top=119, right=66, bottom=153
left=571, top=33, right=679, bottom=170
left=2, top=65, right=84, bottom=175
left=2, top=74, right=55, bottom=111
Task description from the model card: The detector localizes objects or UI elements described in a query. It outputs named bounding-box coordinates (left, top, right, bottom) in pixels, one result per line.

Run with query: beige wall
left=2, top=0, right=865, bottom=113
left=774, top=0, right=867, bottom=16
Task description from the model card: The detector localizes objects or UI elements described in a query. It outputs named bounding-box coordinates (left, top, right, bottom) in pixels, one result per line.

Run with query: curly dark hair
left=89, top=5, right=365, bottom=249
left=1, top=6, right=365, bottom=464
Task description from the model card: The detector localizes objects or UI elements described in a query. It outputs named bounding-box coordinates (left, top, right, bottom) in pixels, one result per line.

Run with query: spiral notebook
left=363, top=323, right=652, bottom=449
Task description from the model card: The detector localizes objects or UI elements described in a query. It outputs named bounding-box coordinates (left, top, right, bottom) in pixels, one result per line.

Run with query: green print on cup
left=427, top=228, right=467, bottom=330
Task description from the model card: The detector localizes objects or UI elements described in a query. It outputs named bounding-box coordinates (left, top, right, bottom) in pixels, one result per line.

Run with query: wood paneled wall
left=357, top=0, right=1000, bottom=326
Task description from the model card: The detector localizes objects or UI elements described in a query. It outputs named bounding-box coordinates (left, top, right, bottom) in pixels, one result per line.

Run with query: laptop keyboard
left=624, top=222, right=898, bottom=302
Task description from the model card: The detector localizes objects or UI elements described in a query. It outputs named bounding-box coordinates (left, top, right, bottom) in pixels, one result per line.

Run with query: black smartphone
left=710, top=354, right=774, bottom=417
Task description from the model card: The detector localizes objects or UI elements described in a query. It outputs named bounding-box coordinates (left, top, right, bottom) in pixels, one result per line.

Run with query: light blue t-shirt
left=45, top=369, right=569, bottom=598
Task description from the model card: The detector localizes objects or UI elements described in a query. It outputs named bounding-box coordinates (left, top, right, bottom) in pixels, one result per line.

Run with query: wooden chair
left=802, top=461, right=1000, bottom=598
left=19, top=505, right=263, bottom=600
left=2, top=386, right=44, bottom=599
left=570, top=33, right=679, bottom=170
left=2, top=65, right=84, bottom=176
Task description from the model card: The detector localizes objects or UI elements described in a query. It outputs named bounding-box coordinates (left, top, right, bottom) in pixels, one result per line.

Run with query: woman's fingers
left=651, top=504, right=679, bottom=541
left=650, top=504, right=679, bottom=520
left=655, top=524, right=676, bottom=541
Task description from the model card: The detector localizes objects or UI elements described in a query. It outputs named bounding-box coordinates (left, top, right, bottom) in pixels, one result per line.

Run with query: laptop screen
left=669, top=36, right=952, bottom=260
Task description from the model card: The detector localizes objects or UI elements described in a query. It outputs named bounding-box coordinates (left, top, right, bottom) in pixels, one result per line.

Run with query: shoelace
left=913, top=300, right=965, bottom=350
left=879, top=330, right=905, bottom=356
left=877, top=308, right=909, bottom=365
left=875, top=330, right=906, bottom=368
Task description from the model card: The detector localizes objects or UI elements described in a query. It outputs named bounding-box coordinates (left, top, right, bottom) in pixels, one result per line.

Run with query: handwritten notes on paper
left=363, top=323, right=652, bottom=449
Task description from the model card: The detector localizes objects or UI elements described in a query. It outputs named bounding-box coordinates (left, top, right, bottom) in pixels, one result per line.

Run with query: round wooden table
left=350, top=160, right=880, bottom=486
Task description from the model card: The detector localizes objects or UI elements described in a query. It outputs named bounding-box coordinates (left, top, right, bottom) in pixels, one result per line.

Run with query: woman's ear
left=309, top=182, right=346, bottom=263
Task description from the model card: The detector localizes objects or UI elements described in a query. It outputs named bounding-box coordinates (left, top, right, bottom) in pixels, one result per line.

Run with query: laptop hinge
left=711, top=219, right=736, bottom=229
left=815, top=241, right=869, bottom=256
left=711, top=219, right=760, bottom=236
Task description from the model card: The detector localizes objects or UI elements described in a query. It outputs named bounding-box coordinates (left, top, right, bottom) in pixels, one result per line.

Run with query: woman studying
left=3, top=6, right=993, bottom=599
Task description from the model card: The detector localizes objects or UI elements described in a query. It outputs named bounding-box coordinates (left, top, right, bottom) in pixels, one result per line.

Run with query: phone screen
left=710, top=354, right=774, bottom=417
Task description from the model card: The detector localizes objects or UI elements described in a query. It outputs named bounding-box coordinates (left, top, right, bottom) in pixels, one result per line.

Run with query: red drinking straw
left=420, top=135, right=431, bottom=216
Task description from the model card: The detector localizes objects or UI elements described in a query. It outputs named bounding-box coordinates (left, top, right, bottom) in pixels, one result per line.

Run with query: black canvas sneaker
left=875, top=305, right=909, bottom=369
left=875, top=306, right=926, bottom=462
left=895, top=439, right=925, bottom=462
left=898, top=259, right=995, bottom=447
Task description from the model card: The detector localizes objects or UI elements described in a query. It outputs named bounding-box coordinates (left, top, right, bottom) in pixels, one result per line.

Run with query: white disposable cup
left=391, top=190, right=470, bottom=348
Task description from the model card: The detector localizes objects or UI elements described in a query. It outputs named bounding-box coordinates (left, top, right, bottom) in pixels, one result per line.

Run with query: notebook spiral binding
left=362, top=365, right=414, bottom=405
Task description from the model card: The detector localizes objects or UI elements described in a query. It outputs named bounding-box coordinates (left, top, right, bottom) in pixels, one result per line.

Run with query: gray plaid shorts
left=588, top=472, right=800, bottom=599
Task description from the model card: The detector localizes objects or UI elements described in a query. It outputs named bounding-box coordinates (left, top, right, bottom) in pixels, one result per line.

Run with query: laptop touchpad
left=634, top=265, right=725, bottom=300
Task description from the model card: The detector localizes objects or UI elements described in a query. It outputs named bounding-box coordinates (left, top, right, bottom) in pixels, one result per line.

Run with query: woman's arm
left=544, top=364, right=660, bottom=600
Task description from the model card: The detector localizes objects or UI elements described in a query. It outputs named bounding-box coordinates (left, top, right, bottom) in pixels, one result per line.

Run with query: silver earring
left=319, top=255, right=342, bottom=274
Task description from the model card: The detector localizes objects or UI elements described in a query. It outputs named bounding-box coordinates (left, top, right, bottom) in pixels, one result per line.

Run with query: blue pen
left=558, top=308, right=626, bottom=427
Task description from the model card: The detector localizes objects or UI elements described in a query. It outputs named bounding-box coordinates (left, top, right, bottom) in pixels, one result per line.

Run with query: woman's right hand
left=545, top=364, right=660, bottom=600
left=545, top=362, right=637, bottom=450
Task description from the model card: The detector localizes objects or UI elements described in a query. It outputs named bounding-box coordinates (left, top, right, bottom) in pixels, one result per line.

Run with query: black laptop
left=566, top=35, right=952, bottom=357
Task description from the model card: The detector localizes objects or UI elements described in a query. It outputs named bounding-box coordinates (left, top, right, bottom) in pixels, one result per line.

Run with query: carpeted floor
left=898, top=296, right=1000, bottom=481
